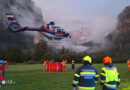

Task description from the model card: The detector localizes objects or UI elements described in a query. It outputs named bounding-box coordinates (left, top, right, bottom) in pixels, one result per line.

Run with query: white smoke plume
left=47, top=15, right=117, bottom=53
left=86, top=15, right=118, bottom=52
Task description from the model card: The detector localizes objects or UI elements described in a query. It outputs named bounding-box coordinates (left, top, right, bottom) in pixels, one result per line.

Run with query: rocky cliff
left=115, top=6, right=130, bottom=52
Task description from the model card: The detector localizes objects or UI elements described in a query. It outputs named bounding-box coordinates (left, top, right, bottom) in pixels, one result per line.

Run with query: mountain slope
left=70, top=27, right=89, bottom=44
left=115, top=6, right=130, bottom=52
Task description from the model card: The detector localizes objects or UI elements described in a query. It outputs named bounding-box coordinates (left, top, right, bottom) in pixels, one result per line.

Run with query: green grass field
left=1, top=64, right=130, bottom=90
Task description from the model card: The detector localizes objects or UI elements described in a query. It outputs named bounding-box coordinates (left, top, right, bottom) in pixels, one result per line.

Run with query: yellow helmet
left=83, top=56, right=92, bottom=64
left=72, top=60, right=74, bottom=63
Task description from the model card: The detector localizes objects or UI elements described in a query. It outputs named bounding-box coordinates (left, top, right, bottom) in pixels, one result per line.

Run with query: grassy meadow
left=1, top=63, right=130, bottom=90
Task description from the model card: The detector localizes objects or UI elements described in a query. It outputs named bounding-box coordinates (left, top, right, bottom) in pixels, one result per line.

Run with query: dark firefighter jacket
left=73, top=64, right=98, bottom=90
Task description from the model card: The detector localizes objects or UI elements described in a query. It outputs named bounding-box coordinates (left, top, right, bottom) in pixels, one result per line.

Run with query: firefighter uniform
left=100, top=56, right=120, bottom=90
left=61, top=60, right=67, bottom=71
left=43, top=60, right=47, bottom=72
left=72, top=60, right=75, bottom=71
left=73, top=56, right=98, bottom=90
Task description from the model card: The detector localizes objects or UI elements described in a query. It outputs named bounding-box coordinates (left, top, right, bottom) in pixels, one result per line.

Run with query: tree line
left=0, top=40, right=128, bottom=64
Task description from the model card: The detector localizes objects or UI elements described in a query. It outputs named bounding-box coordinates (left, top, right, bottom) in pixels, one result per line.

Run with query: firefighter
left=100, top=56, right=120, bottom=90
left=127, top=58, right=130, bottom=71
left=61, top=59, right=67, bottom=71
left=43, top=60, right=48, bottom=72
left=72, top=56, right=98, bottom=90
left=72, top=60, right=75, bottom=71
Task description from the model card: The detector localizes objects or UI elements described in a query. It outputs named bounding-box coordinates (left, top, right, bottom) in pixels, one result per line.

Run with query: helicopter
left=6, top=14, right=71, bottom=40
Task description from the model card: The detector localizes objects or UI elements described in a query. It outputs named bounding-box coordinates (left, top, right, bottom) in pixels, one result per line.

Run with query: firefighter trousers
left=103, top=86, right=116, bottom=90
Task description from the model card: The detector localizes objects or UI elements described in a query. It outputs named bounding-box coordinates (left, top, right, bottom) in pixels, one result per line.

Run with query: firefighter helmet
left=83, top=56, right=92, bottom=64
left=72, top=60, right=74, bottom=63
left=103, top=56, right=112, bottom=64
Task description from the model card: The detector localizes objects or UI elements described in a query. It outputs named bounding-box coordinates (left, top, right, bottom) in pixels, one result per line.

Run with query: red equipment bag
left=47, top=61, right=62, bottom=72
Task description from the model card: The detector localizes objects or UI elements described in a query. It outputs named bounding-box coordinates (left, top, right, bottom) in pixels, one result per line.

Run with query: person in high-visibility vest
left=127, top=59, right=130, bottom=71
left=43, top=60, right=48, bottom=72
left=61, top=59, right=67, bottom=71
left=72, top=56, right=98, bottom=90
left=72, top=60, right=75, bottom=71
left=100, top=56, right=120, bottom=90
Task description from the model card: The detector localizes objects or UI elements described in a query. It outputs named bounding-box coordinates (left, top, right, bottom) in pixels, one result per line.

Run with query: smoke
left=47, top=15, right=118, bottom=53
left=8, top=0, right=46, bottom=38
left=48, top=38, right=89, bottom=53
left=0, top=0, right=45, bottom=49
left=86, top=15, right=118, bottom=52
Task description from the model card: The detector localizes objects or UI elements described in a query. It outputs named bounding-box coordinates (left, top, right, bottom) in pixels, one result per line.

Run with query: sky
left=32, top=0, right=130, bottom=31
